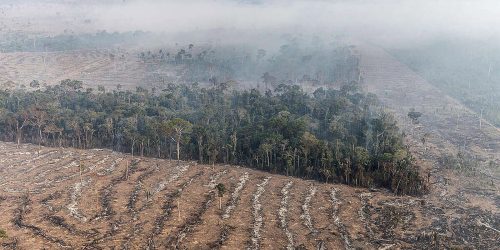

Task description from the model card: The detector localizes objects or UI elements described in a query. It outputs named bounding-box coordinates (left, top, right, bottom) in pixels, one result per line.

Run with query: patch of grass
left=0, top=228, right=7, bottom=239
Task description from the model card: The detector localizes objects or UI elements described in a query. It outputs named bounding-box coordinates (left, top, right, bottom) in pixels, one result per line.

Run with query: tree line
left=138, top=41, right=360, bottom=89
left=0, top=80, right=427, bottom=195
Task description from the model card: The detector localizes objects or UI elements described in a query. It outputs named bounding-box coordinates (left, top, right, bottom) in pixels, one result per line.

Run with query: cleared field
left=0, top=142, right=498, bottom=249
left=358, top=43, right=500, bottom=211
left=0, top=50, right=178, bottom=91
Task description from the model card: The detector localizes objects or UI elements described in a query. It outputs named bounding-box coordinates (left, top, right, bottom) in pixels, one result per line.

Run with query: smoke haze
left=2, top=0, right=500, bottom=47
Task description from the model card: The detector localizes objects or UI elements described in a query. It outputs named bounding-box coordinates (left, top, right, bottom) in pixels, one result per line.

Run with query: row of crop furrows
left=12, top=195, right=72, bottom=248
left=248, top=176, right=271, bottom=249
left=358, top=192, right=375, bottom=243
left=22, top=152, right=170, bottom=248
left=188, top=170, right=251, bottom=250
left=63, top=154, right=123, bottom=224
left=146, top=170, right=205, bottom=249
left=93, top=159, right=142, bottom=220
left=92, top=160, right=199, bottom=248
left=216, top=176, right=362, bottom=250
left=61, top=153, right=119, bottom=217
left=40, top=187, right=99, bottom=241
left=0, top=48, right=163, bottom=88
left=178, top=168, right=247, bottom=249
left=200, top=172, right=250, bottom=249
left=301, top=184, right=318, bottom=235
left=330, top=188, right=353, bottom=250
left=118, top=162, right=196, bottom=249
left=2, top=142, right=429, bottom=249
left=6, top=161, right=356, bottom=248
left=162, top=169, right=228, bottom=249
left=183, top=171, right=335, bottom=250
left=279, top=181, right=294, bottom=250
left=1, top=147, right=105, bottom=246
left=0, top=50, right=119, bottom=86
left=7, top=159, right=278, bottom=249
left=82, top=158, right=154, bottom=248
left=14, top=150, right=73, bottom=192
left=270, top=181, right=347, bottom=250
left=0, top=143, right=198, bottom=248
left=1, top=144, right=109, bottom=193
left=127, top=168, right=157, bottom=216
left=6, top=151, right=125, bottom=248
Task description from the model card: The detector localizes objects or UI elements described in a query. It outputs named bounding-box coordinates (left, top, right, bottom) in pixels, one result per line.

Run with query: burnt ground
left=0, top=141, right=498, bottom=249
left=357, top=43, right=500, bottom=249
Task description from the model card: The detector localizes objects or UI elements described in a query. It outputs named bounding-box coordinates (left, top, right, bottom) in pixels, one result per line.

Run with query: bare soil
left=0, top=142, right=498, bottom=249
left=0, top=50, right=177, bottom=91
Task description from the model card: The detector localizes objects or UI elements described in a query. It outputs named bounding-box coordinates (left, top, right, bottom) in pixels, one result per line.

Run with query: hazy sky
left=2, top=0, right=500, bottom=47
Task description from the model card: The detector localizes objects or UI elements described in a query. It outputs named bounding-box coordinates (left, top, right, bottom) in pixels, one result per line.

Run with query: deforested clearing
left=1, top=2, right=499, bottom=248
left=0, top=142, right=497, bottom=249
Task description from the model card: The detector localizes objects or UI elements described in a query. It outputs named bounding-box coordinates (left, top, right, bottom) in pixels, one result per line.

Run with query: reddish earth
left=0, top=141, right=498, bottom=249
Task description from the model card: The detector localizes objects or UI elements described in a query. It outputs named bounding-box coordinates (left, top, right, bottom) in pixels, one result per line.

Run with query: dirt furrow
left=222, top=172, right=249, bottom=220
left=301, top=184, right=318, bottom=234
left=93, top=159, right=141, bottom=220
left=12, top=195, right=71, bottom=248
left=164, top=169, right=228, bottom=248
left=248, top=177, right=271, bottom=250
left=278, top=181, right=294, bottom=250
left=183, top=168, right=243, bottom=249
left=330, top=188, right=353, bottom=250
left=221, top=174, right=262, bottom=249
left=145, top=170, right=205, bottom=249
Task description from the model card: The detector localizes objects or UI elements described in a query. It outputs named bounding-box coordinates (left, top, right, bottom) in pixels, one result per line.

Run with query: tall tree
left=163, top=118, right=192, bottom=163
left=29, top=107, right=48, bottom=153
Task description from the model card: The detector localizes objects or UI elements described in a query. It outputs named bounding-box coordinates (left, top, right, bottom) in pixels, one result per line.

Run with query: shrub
left=0, top=228, right=7, bottom=239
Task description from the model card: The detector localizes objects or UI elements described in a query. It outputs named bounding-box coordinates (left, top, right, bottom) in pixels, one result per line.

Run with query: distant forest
left=0, top=81, right=427, bottom=195
left=137, top=41, right=360, bottom=87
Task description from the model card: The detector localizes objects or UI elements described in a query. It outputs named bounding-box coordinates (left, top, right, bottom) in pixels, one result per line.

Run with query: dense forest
left=0, top=80, right=427, bottom=195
